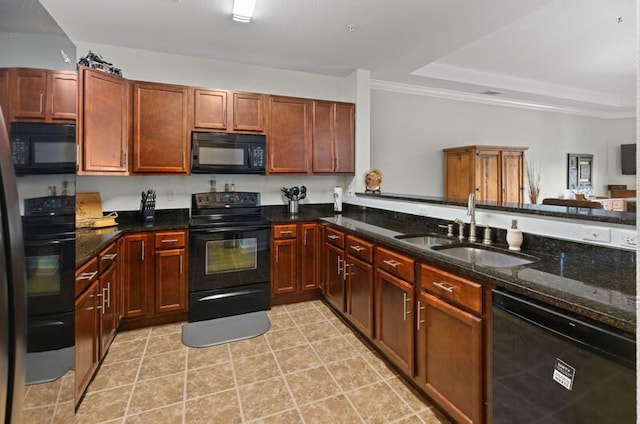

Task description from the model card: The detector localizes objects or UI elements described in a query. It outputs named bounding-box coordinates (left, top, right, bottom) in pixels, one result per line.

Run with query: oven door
left=189, top=225, right=271, bottom=291
left=24, top=236, right=75, bottom=316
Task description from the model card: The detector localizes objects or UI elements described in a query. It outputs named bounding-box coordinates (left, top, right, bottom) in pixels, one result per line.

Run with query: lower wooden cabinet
left=271, top=223, right=320, bottom=299
left=74, top=279, right=99, bottom=403
left=324, top=242, right=346, bottom=312
left=155, top=248, right=188, bottom=314
left=344, top=235, right=375, bottom=338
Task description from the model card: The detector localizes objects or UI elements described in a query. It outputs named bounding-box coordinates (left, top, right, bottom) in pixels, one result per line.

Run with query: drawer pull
left=327, top=234, right=339, bottom=240
left=383, top=259, right=400, bottom=268
left=433, top=281, right=455, bottom=293
left=279, top=230, right=293, bottom=234
left=416, top=301, right=425, bottom=330
left=77, top=271, right=98, bottom=281
left=161, top=239, right=179, bottom=243
left=403, top=293, right=411, bottom=321
left=337, top=256, right=343, bottom=274
left=350, top=245, right=365, bottom=252
left=102, top=253, right=118, bottom=260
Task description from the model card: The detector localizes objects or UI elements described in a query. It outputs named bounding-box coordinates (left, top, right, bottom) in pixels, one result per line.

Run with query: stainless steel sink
left=432, top=245, right=537, bottom=268
left=394, top=233, right=456, bottom=247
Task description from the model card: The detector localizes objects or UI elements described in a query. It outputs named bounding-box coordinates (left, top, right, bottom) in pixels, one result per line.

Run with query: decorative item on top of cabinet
left=267, top=95, right=312, bottom=174
left=443, top=145, right=527, bottom=203
left=312, top=101, right=355, bottom=174
left=3, top=68, right=77, bottom=124
left=192, top=89, right=265, bottom=133
left=132, top=81, right=190, bottom=174
left=365, top=169, right=383, bottom=194
left=77, top=66, right=129, bottom=175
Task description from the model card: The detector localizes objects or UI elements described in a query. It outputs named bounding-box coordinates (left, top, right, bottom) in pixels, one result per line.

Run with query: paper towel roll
left=333, top=187, right=343, bottom=213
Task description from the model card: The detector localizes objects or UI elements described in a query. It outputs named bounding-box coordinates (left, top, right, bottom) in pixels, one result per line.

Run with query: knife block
left=140, top=206, right=155, bottom=222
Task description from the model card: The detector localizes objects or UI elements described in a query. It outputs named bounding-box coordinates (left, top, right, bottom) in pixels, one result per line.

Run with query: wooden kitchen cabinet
left=5, top=68, right=76, bottom=123
left=193, top=88, right=227, bottom=130
left=312, top=101, right=355, bottom=174
left=443, top=145, right=527, bottom=203
left=132, top=81, right=190, bottom=174
left=345, top=235, right=374, bottom=338
left=193, top=89, right=265, bottom=133
left=272, top=238, right=298, bottom=295
left=154, top=247, right=187, bottom=314
left=271, top=223, right=319, bottom=298
left=78, top=66, right=130, bottom=174
left=323, top=226, right=346, bottom=312
left=74, top=278, right=99, bottom=404
left=267, top=95, right=312, bottom=174
left=98, top=241, right=119, bottom=358
left=299, top=223, right=320, bottom=291
left=121, top=233, right=153, bottom=319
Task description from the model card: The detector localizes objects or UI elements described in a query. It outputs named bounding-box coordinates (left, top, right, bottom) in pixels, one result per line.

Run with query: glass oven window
left=206, top=238, right=257, bottom=274
left=26, top=255, right=61, bottom=296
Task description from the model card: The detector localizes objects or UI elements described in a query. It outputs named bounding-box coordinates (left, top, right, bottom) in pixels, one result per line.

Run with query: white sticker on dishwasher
left=552, top=358, right=575, bottom=391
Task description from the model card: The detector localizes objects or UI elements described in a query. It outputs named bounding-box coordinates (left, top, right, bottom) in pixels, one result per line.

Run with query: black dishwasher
left=491, top=289, right=635, bottom=424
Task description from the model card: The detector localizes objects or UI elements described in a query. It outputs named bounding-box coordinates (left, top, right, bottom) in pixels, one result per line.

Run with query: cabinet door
left=232, top=92, right=265, bottom=132
left=79, top=67, right=129, bottom=173
left=99, top=263, right=118, bottom=359
left=324, top=243, right=345, bottom=312
left=334, top=102, right=355, bottom=173
left=48, top=71, right=77, bottom=121
left=193, top=88, right=227, bottom=130
left=155, top=248, right=188, bottom=314
left=132, top=82, right=189, bottom=173
left=346, top=255, right=374, bottom=338
left=423, top=292, right=482, bottom=424
left=75, top=280, right=98, bottom=403
left=501, top=150, right=524, bottom=203
left=0, top=69, right=9, bottom=125
left=476, top=149, right=500, bottom=202
left=267, top=95, right=311, bottom=173
left=272, top=239, right=297, bottom=295
left=121, top=234, right=152, bottom=318
left=300, top=223, right=319, bottom=291
left=375, top=269, right=414, bottom=376
left=10, top=68, right=47, bottom=120
left=444, top=149, right=475, bottom=200
left=312, top=101, right=334, bottom=173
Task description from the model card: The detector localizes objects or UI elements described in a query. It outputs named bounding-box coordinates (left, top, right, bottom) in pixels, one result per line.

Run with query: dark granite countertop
left=320, top=213, right=636, bottom=334
left=357, top=192, right=636, bottom=226
left=262, top=204, right=336, bottom=223
left=75, top=209, right=190, bottom=267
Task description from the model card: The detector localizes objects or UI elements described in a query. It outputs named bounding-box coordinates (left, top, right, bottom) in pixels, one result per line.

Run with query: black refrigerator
left=0, top=111, right=27, bottom=423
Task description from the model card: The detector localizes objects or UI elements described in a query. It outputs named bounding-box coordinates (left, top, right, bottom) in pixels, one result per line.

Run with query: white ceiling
left=34, top=0, right=638, bottom=116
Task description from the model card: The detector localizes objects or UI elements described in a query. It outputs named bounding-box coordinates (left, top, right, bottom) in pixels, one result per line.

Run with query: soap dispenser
left=506, top=219, right=523, bottom=251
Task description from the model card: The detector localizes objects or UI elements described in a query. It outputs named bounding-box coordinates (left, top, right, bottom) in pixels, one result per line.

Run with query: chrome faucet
left=467, top=193, right=477, bottom=243
left=454, top=218, right=465, bottom=241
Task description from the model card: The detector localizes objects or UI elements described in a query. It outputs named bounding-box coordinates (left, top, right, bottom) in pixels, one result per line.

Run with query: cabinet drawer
left=376, top=247, right=414, bottom=282
left=98, top=241, right=118, bottom=273
left=154, top=231, right=186, bottom=249
left=420, top=263, right=482, bottom=315
left=76, top=256, right=98, bottom=295
left=273, top=224, right=297, bottom=239
left=325, top=226, right=344, bottom=248
left=345, top=235, right=373, bottom=263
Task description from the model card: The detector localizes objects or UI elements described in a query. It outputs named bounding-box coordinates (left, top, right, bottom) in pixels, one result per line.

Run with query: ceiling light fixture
left=232, top=0, right=256, bottom=23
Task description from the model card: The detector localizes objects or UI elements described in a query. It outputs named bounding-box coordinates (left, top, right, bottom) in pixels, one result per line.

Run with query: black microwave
left=191, top=132, right=266, bottom=174
left=10, top=122, right=76, bottom=175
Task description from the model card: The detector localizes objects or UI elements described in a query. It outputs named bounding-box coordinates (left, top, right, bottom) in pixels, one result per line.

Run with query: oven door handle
left=199, top=289, right=264, bottom=301
left=24, top=237, right=75, bottom=247
left=190, top=225, right=271, bottom=234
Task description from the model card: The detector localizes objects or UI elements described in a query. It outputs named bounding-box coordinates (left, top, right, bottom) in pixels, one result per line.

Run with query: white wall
left=370, top=88, right=636, bottom=199
left=0, top=31, right=76, bottom=70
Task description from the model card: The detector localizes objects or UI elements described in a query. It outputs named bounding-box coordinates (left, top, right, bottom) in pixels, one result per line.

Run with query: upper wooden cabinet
left=78, top=66, right=130, bottom=175
left=193, top=89, right=265, bottom=133
left=3, top=68, right=76, bottom=124
left=312, top=101, right=355, bottom=174
left=132, top=81, right=190, bottom=174
left=443, top=145, right=527, bottom=203
left=267, top=95, right=312, bottom=174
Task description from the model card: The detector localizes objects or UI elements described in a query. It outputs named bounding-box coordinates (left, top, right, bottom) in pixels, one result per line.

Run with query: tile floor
left=46, top=300, right=452, bottom=423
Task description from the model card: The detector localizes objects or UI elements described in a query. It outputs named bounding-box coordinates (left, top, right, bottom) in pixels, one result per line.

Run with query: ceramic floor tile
left=149, top=322, right=184, bottom=336
left=325, top=355, right=382, bottom=391
left=268, top=313, right=296, bottom=331
left=125, top=403, right=184, bottom=424
left=285, top=366, right=341, bottom=406
left=103, top=339, right=147, bottom=365
left=137, top=349, right=186, bottom=381
left=58, top=371, right=76, bottom=403
left=51, top=400, right=75, bottom=424
left=273, top=344, right=322, bottom=374
left=360, top=349, right=400, bottom=380
left=329, top=317, right=356, bottom=335
left=128, top=374, right=185, bottom=415
left=247, top=408, right=303, bottom=423
left=288, top=308, right=327, bottom=326
left=418, top=406, right=450, bottom=424
left=228, top=335, right=271, bottom=358
left=186, top=362, right=235, bottom=399
left=185, top=389, right=242, bottom=424
left=75, top=385, right=132, bottom=424
left=265, top=328, right=307, bottom=351
left=233, top=352, right=281, bottom=386
left=297, top=320, right=343, bottom=342
left=393, top=414, right=427, bottom=423
left=23, top=378, right=62, bottom=408
left=266, top=305, right=288, bottom=317
left=187, top=344, right=230, bottom=369
left=311, top=335, right=359, bottom=364
left=144, top=333, right=186, bottom=356
left=22, top=405, right=55, bottom=424
left=346, top=381, right=413, bottom=423
left=387, top=377, right=431, bottom=412
left=343, top=332, right=376, bottom=355
left=283, top=301, right=315, bottom=312
left=88, top=358, right=141, bottom=393
left=113, top=328, right=150, bottom=344
left=316, top=305, right=340, bottom=320
left=237, top=376, right=295, bottom=421
left=298, top=394, right=363, bottom=424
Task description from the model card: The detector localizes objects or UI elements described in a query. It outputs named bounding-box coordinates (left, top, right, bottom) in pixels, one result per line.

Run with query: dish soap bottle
left=506, top=219, right=523, bottom=251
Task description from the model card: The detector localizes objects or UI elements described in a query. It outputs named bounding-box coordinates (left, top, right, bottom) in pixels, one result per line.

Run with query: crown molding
left=370, top=79, right=635, bottom=120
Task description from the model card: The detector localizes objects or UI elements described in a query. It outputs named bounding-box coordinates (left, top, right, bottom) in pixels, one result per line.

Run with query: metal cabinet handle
left=275, top=246, right=279, bottom=263
left=417, top=301, right=425, bottom=330
left=102, top=253, right=118, bottom=260
left=77, top=271, right=98, bottom=281
left=343, top=262, right=349, bottom=281
left=432, top=281, right=454, bottom=293
left=327, top=234, right=339, bottom=240
left=124, top=151, right=128, bottom=168
left=403, top=292, right=411, bottom=321
left=383, top=259, right=400, bottom=268
left=180, top=255, right=183, bottom=274
left=51, top=95, right=54, bottom=114
left=350, top=245, right=365, bottom=252
left=303, top=230, right=307, bottom=246
left=279, top=231, right=292, bottom=235
left=336, top=157, right=340, bottom=171
left=101, top=286, right=107, bottom=315
left=337, top=256, right=343, bottom=274
left=141, top=240, right=145, bottom=261
left=105, top=282, right=111, bottom=309
left=161, top=239, right=179, bottom=243
left=39, top=93, right=43, bottom=113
